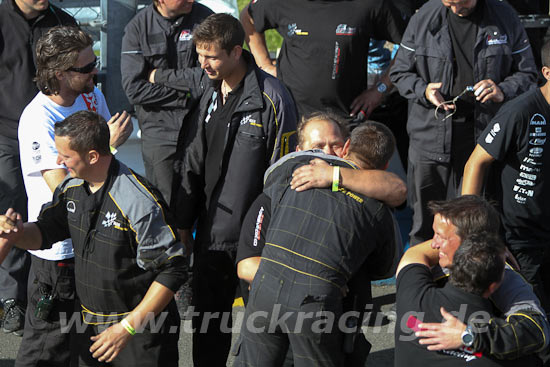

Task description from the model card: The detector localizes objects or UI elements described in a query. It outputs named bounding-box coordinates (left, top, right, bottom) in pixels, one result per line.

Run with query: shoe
left=2, top=299, right=24, bottom=336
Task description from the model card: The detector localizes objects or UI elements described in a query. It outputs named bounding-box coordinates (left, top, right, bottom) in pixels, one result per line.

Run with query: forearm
left=0, top=238, right=13, bottom=264
left=462, top=145, right=493, bottom=195
left=237, top=257, right=261, bottom=284
left=472, top=311, right=548, bottom=359
left=41, top=168, right=67, bottom=193
left=396, top=240, right=438, bottom=277
left=340, top=169, right=406, bottom=207
left=14, top=223, right=43, bottom=251
left=123, top=281, right=175, bottom=330
left=462, top=160, right=487, bottom=195
left=240, top=5, right=273, bottom=71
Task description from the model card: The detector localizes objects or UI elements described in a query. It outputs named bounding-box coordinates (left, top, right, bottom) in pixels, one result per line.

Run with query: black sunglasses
left=67, top=58, right=98, bottom=74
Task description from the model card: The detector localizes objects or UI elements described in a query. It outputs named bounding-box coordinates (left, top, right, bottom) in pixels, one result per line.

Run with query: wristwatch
left=376, top=81, right=388, bottom=94
left=461, top=325, right=475, bottom=347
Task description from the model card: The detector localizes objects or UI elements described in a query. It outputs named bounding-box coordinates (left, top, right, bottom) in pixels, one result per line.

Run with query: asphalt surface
left=0, top=284, right=397, bottom=367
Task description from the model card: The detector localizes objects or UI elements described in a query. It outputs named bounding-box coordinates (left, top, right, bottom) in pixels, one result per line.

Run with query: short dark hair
left=428, top=196, right=500, bottom=240
left=54, top=111, right=110, bottom=156
left=449, top=232, right=506, bottom=297
left=192, top=13, right=244, bottom=54
left=297, top=111, right=350, bottom=147
left=348, top=121, right=395, bottom=169
left=541, top=40, right=550, bottom=68
left=35, top=26, right=93, bottom=95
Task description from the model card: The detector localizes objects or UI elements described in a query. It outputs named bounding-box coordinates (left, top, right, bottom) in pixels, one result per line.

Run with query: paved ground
left=0, top=284, right=397, bottom=366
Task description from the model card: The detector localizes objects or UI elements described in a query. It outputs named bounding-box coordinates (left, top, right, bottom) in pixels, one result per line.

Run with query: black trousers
left=191, top=250, right=238, bottom=367
left=234, top=261, right=345, bottom=367
left=510, top=246, right=550, bottom=318
left=0, top=135, right=30, bottom=302
left=75, top=301, right=180, bottom=367
left=15, top=255, right=75, bottom=367
left=140, top=133, right=178, bottom=205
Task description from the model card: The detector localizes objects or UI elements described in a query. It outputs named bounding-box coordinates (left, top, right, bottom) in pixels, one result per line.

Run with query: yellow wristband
left=121, top=318, right=136, bottom=336
left=110, top=146, right=117, bottom=155
left=332, top=166, right=340, bottom=192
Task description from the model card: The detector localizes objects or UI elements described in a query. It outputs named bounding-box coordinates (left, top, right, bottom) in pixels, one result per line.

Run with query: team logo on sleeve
left=31, top=141, right=42, bottom=163
left=484, top=123, right=500, bottom=144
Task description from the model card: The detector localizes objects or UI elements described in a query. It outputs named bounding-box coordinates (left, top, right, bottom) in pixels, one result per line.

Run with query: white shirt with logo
left=18, top=88, right=111, bottom=260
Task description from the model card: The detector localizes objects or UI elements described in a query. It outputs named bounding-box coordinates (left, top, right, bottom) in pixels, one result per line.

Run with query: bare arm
left=395, top=240, right=438, bottom=278
left=462, top=144, right=495, bottom=195
left=0, top=209, right=43, bottom=257
left=240, top=4, right=276, bottom=76
left=290, top=159, right=407, bottom=207
left=237, top=256, right=261, bottom=284
left=90, top=281, right=175, bottom=363
left=41, top=168, right=67, bottom=193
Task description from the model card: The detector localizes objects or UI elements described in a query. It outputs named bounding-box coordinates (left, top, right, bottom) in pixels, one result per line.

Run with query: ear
left=231, top=45, right=243, bottom=60
left=87, top=150, right=100, bottom=165
left=55, top=70, right=65, bottom=81
left=339, top=139, right=351, bottom=158
left=484, top=281, right=501, bottom=298
left=542, top=66, right=550, bottom=81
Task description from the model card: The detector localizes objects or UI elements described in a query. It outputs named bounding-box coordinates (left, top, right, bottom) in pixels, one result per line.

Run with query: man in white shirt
left=15, top=26, right=131, bottom=367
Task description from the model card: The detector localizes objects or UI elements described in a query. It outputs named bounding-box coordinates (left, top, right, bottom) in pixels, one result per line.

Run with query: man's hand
left=89, top=322, right=133, bottom=363
left=416, top=307, right=466, bottom=351
left=0, top=209, right=24, bottom=245
left=148, top=69, right=157, bottom=84
left=291, top=159, right=332, bottom=191
left=177, top=229, right=194, bottom=257
left=473, top=79, right=504, bottom=104
left=349, top=86, right=384, bottom=120
left=425, top=82, right=452, bottom=110
left=108, top=111, right=133, bottom=149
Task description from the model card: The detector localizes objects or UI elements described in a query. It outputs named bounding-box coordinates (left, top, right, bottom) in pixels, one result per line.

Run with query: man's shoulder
left=58, top=175, right=85, bottom=194
left=264, top=150, right=352, bottom=185
left=493, top=88, right=540, bottom=124
left=413, top=0, right=444, bottom=18
left=256, top=68, right=289, bottom=99
left=48, top=4, right=77, bottom=25
left=125, top=4, right=154, bottom=30
left=192, top=3, right=215, bottom=19
left=19, top=93, right=56, bottom=126
left=110, top=161, right=167, bottom=216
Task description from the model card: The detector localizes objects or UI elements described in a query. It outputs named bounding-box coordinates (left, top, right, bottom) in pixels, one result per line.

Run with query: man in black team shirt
left=0, top=0, right=76, bottom=335
left=240, top=0, right=406, bottom=123
left=463, top=40, right=550, bottom=318
left=395, top=233, right=519, bottom=367
left=390, top=0, right=537, bottom=247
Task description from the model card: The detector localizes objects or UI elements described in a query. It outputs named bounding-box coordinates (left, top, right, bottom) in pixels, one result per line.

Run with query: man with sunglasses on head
left=390, top=0, right=538, bottom=248
left=14, top=26, right=132, bottom=367
left=0, top=0, right=76, bottom=337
